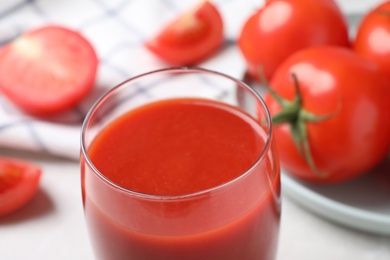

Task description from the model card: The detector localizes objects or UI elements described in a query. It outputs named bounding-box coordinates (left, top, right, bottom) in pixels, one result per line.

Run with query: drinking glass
left=80, top=67, right=281, bottom=260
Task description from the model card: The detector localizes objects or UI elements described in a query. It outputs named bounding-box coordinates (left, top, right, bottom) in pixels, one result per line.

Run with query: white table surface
left=0, top=147, right=389, bottom=260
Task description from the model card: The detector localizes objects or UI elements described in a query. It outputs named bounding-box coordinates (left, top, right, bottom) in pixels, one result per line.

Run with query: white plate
left=281, top=156, right=390, bottom=236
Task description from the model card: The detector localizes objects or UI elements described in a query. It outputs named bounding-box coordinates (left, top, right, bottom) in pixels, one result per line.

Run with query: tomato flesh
left=0, top=157, right=42, bottom=216
left=0, top=25, right=98, bottom=116
left=145, top=1, right=224, bottom=65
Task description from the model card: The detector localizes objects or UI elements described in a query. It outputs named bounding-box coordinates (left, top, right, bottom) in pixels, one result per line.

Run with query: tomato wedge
left=0, top=157, right=42, bottom=217
left=0, top=25, right=98, bottom=116
left=145, top=0, right=224, bottom=66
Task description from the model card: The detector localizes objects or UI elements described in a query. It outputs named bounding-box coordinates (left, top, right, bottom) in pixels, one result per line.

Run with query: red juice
left=81, top=98, right=281, bottom=260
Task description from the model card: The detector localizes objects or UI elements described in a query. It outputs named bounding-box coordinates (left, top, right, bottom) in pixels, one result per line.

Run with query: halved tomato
left=145, top=0, right=224, bottom=65
left=0, top=25, right=98, bottom=116
left=0, top=156, right=42, bottom=216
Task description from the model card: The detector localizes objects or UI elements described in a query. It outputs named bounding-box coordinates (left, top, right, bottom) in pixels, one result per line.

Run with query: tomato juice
left=81, top=98, right=281, bottom=260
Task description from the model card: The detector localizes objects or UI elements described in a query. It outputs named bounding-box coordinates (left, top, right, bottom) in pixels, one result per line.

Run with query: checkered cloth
left=0, top=0, right=384, bottom=160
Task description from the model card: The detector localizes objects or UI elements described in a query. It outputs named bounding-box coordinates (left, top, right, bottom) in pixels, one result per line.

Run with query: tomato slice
left=145, top=1, right=224, bottom=66
left=0, top=156, right=42, bottom=217
left=0, top=25, right=98, bottom=116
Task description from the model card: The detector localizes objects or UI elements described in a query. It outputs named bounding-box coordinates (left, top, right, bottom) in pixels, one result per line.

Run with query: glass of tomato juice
left=80, top=67, right=281, bottom=260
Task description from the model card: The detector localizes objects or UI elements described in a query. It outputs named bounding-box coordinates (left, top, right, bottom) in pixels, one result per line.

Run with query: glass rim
left=81, top=66, right=274, bottom=201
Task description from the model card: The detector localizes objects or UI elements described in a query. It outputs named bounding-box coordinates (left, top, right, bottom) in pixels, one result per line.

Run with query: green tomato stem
left=259, top=69, right=338, bottom=178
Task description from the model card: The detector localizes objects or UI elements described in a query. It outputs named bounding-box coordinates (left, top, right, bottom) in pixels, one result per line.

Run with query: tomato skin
left=0, top=157, right=42, bottom=217
left=0, top=25, right=98, bottom=116
left=238, top=0, right=349, bottom=81
left=265, top=46, right=390, bottom=183
left=145, top=1, right=223, bottom=66
left=354, top=1, right=390, bottom=81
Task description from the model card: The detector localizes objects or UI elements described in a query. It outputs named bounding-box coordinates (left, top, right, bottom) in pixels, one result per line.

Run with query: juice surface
left=83, top=98, right=281, bottom=260
left=89, top=98, right=264, bottom=195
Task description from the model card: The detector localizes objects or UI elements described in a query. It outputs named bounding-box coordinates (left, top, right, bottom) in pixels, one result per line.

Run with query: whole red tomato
left=354, top=1, right=390, bottom=81
left=238, top=0, right=349, bottom=81
left=264, top=46, right=390, bottom=183
left=145, top=1, right=223, bottom=66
